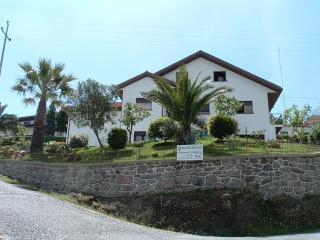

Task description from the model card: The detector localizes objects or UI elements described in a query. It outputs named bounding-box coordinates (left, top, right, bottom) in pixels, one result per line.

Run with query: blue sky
left=0, top=0, right=319, bottom=116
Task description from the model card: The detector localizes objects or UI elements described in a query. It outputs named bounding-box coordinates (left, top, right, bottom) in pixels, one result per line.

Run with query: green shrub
left=207, top=115, right=238, bottom=141
left=0, top=136, right=15, bottom=146
left=69, top=135, right=88, bottom=148
left=148, top=117, right=178, bottom=141
left=45, top=141, right=65, bottom=153
left=108, top=128, right=127, bottom=149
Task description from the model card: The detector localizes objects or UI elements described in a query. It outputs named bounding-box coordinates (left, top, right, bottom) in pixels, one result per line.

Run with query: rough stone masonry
left=0, top=154, right=319, bottom=199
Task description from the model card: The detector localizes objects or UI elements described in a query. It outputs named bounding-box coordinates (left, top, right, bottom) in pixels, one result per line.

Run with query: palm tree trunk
left=30, top=97, right=47, bottom=153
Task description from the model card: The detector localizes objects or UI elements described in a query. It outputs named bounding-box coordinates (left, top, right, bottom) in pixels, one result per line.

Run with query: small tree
left=15, top=125, right=30, bottom=150
left=283, top=104, right=311, bottom=137
left=208, top=115, right=238, bottom=141
left=148, top=117, right=178, bottom=142
left=120, top=103, right=150, bottom=143
left=213, top=94, right=242, bottom=116
left=56, top=109, right=68, bottom=136
left=46, top=103, right=56, bottom=136
left=69, top=79, right=118, bottom=148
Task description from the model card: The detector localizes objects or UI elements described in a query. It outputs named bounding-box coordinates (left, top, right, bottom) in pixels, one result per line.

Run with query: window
left=134, top=131, right=146, bottom=142
left=136, top=98, right=152, bottom=111
left=199, top=104, right=210, bottom=114
left=237, top=101, right=253, bottom=114
left=213, top=71, right=226, bottom=82
left=176, top=71, right=188, bottom=80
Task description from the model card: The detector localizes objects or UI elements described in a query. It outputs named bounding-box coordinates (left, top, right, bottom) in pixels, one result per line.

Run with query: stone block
left=236, top=164, right=246, bottom=170
left=162, top=171, right=175, bottom=178
left=115, top=175, right=133, bottom=184
left=155, top=179, right=175, bottom=190
left=245, top=176, right=256, bottom=183
left=205, top=175, right=218, bottom=186
left=211, top=160, right=221, bottom=166
left=292, top=167, right=304, bottom=174
left=192, top=177, right=205, bottom=186
left=262, top=164, right=273, bottom=171
left=261, top=177, right=272, bottom=185
left=224, top=169, right=240, bottom=178
left=299, top=175, right=313, bottom=182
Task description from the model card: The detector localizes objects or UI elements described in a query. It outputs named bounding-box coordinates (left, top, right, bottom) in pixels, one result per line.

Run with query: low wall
left=0, top=154, right=319, bottom=199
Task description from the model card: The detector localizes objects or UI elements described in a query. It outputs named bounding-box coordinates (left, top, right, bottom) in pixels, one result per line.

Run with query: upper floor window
left=213, top=71, right=226, bottom=82
left=199, top=104, right=210, bottom=114
left=176, top=71, right=188, bottom=81
left=136, top=98, right=152, bottom=111
left=237, top=101, right=253, bottom=114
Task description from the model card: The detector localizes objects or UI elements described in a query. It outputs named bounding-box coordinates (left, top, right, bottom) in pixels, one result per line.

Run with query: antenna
left=277, top=45, right=286, bottom=111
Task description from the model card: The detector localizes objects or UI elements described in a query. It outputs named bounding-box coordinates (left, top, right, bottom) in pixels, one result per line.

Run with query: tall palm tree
left=142, top=67, right=231, bottom=143
left=12, top=59, right=76, bottom=153
left=0, top=102, right=18, bottom=134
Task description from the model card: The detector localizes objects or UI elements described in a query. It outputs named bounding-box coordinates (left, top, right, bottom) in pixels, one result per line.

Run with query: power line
left=12, top=37, right=320, bottom=54
left=7, top=20, right=320, bottom=38
left=13, top=28, right=320, bottom=46
left=285, top=97, right=320, bottom=100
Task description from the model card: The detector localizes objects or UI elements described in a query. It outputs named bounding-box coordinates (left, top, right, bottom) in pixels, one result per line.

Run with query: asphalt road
left=0, top=180, right=320, bottom=240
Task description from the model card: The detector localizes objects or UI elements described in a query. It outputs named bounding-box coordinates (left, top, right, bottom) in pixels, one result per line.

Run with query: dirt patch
left=70, top=189, right=320, bottom=236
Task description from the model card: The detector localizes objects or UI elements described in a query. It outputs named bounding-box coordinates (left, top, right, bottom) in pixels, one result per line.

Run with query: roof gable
left=155, top=50, right=282, bottom=93
left=117, top=71, right=175, bottom=89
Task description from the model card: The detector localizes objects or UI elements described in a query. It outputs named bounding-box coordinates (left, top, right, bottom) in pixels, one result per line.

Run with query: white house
left=67, top=50, right=282, bottom=146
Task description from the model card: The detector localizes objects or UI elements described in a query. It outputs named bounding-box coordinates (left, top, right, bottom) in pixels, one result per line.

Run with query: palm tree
left=0, top=103, right=6, bottom=115
left=12, top=59, right=76, bottom=153
left=142, top=67, right=231, bottom=143
left=0, top=102, right=18, bottom=134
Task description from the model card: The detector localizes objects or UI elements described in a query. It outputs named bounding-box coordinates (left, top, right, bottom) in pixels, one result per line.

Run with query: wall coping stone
left=0, top=153, right=319, bottom=168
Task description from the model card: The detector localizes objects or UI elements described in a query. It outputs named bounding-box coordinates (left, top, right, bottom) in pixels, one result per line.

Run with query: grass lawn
left=1, top=137, right=320, bottom=163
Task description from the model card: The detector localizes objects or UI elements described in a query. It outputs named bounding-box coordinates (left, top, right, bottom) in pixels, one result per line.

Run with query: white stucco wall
left=121, top=76, right=163, bottom=142
left=161, top=57, right=277, bottom=140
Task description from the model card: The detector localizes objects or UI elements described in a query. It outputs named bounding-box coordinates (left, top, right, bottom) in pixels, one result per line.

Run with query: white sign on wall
left=176, top=144, right=203, bottom=161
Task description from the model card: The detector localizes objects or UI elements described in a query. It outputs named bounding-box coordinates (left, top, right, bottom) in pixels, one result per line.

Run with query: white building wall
left=121, top=76, right=163, bottom=142
left=161, top=57, right=276, bottom=140
left=67, top=112, right=122, bottom=147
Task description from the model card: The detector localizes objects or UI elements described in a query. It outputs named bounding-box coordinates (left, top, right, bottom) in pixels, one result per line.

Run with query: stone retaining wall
left=0, top=154, right=319, bottom=199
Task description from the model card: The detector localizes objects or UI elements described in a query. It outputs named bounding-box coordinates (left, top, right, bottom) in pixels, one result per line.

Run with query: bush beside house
left=207, top=115, right=238, bottom=141
left=69, top=135, right=89, bottom=148
left=108, top=128, right=127, bottom=149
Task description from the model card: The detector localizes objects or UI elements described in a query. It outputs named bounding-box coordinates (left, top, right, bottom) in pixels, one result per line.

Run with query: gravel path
left=0, top=179, right=319, bottom=240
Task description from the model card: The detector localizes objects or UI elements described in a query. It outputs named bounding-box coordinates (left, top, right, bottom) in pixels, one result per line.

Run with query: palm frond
left=23, top=98, right=36, bottom=105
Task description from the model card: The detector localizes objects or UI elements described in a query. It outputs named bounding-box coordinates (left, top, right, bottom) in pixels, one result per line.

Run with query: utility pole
left=0, top=21, right=11, bottom=78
